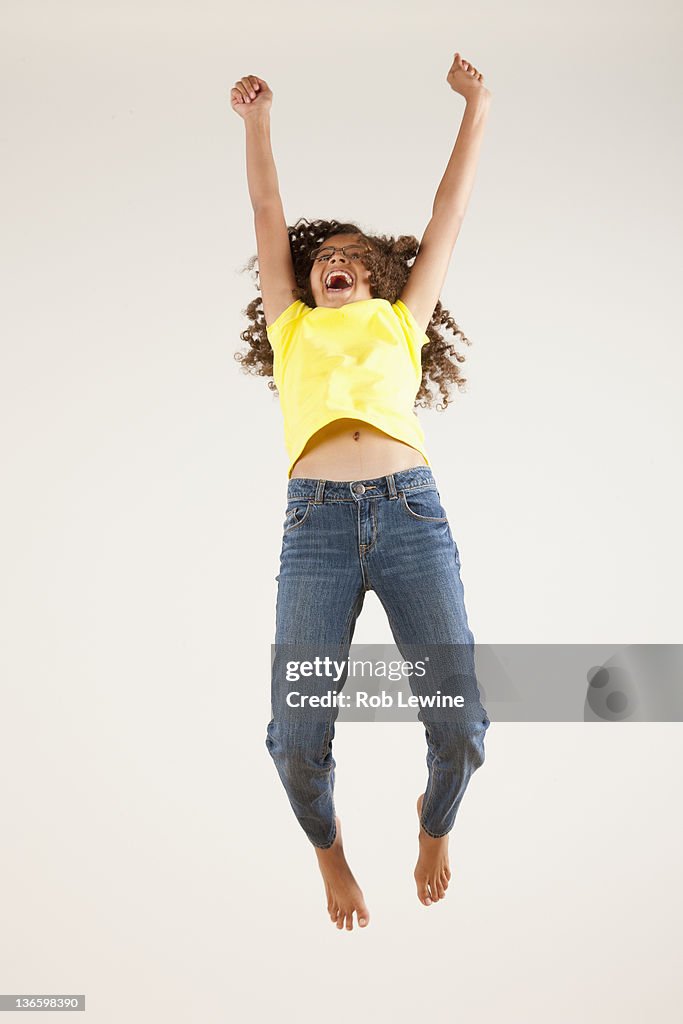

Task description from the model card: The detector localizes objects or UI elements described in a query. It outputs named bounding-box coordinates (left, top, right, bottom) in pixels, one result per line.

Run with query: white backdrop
left=1, top=1, right=682, bottom=1022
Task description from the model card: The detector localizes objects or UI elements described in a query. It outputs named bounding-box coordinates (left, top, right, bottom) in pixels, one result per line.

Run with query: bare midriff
left=290, top=418, right=428, bottom=481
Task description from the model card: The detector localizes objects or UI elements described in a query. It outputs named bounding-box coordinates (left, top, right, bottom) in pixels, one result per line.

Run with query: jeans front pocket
left=282, top=499, right=314, bottom=534
left=399, top=487, right=449, bottom=523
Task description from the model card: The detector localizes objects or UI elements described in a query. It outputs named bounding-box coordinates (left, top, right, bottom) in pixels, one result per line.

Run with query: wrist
left=464, top=89, right=491, bottom=108
left=245, top=110, right=272, bottom=130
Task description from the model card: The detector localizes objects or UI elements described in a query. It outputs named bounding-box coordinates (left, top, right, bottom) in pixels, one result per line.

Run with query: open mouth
left=324, top=269, right=355, bottom=294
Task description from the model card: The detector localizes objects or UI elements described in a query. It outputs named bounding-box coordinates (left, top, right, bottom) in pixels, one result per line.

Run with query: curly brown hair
left=234, top=217, right=472, bottom=411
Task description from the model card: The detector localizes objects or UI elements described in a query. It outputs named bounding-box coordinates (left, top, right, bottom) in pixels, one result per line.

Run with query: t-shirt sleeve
left=265, top=299, right=309, bottom=350
left=392, top=299, right=431, bottom=349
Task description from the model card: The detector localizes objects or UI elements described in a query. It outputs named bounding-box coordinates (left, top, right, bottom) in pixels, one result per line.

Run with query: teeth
left=325, top=270, right=353, bottom=288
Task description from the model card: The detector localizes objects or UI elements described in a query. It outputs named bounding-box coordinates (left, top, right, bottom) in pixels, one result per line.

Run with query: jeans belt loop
left=386, top=473, right=398, bottom=500
left=313, top=479, right=325, bottom=504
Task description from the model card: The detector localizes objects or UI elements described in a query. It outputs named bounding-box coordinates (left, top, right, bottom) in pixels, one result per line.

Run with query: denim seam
left=318, top=589, right=365, bottom=761
left=309, top=807, right=337, bottom=849
left=286, top=483, right=438, bottom=502
left=399, top=491, right=448, bottom=523
left=419, top=820, right=451, bottom=839
left=419, top=763, right=439, bottom=831
left=360, top=499, right=378, bottom=555
left=282, top=502, right=315, bottom=534
left=421, top=759, right=464, bottom=835
left=368, top=596, right=440, bottom=831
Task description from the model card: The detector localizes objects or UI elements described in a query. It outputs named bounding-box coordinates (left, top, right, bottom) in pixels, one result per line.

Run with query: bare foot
left=414, top=793, right=452, bottom=906
left=314, top=816, right=370, bottom=930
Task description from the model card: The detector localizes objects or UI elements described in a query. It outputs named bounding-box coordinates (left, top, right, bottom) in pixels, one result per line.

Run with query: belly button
left=353, top=430, right=360, bottom=440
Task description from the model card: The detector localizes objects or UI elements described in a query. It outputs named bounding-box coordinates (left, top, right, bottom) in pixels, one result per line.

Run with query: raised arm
left=231, top=75, right=298, bottom=327
left=399, top=53, right=492, bottom=335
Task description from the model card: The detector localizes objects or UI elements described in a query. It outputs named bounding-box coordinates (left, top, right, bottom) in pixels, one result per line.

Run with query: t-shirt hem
left=285, top=413, right=430, bottom=479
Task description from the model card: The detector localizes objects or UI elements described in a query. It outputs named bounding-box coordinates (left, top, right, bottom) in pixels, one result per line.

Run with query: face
left=309, top=233, right=374, bottom=308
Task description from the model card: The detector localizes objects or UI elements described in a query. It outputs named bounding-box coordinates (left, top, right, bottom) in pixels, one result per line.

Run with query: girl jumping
left=232, top=51, right=492, bottom=931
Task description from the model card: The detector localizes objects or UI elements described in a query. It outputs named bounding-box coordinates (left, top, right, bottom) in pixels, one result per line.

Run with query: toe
left=336, top=910, right=344, bottom=930
left=345, top=913, right=353, bottom=931
left=358, top=907, right=369, bottom=927
left=416, top=879, right=432, bottom=905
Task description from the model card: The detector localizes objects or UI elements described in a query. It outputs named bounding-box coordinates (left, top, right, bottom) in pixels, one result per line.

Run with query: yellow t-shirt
left=266, top=297, right=432, bottom=479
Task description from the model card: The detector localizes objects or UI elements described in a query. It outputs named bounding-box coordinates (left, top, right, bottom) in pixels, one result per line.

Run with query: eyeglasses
left=310, top=244, right=371, bottom=263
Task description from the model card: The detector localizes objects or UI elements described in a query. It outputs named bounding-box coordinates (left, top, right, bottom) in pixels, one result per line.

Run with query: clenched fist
left=230, top=75, right=272, bottom=119
left=446, top=52, right=490, bottom=101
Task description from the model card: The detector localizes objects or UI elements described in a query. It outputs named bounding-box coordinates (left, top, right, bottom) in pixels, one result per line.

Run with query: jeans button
left=352, top=482, right=365, bottom=495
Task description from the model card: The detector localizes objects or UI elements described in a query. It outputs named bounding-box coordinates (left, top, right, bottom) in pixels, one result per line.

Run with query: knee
left=265, top=719, right=327, bottom=774
left=431, top=716, right=489, bottom=773
left=265, top=718, right=294, bottom=766
left=470, top=714, right=490, bottom=768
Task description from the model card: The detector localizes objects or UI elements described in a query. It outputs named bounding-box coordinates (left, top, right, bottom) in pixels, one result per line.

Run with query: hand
left=446, top=52, right=490, bottom=101
left=230, top=75, right=272, bottom=119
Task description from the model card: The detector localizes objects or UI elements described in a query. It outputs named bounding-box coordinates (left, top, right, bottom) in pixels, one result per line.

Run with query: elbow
left=430, top=204, right=465, bottom=229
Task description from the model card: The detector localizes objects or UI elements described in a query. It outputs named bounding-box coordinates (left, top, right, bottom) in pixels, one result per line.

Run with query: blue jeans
left=265, top=466, right=490, bottom=849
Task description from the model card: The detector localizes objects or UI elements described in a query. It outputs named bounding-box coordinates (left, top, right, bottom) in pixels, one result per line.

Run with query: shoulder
left=390, top=298, right=431, bottom=348
left=266, top=300, right=312, bottom=344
